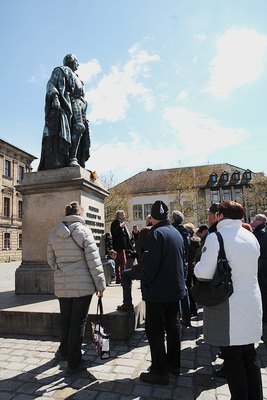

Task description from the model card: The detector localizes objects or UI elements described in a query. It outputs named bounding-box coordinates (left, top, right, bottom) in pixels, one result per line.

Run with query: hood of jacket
left=52, top=215, right=86, bottom=240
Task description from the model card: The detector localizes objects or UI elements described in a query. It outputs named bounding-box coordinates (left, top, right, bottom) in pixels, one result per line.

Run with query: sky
left=1, top=0, right=267, bottom=184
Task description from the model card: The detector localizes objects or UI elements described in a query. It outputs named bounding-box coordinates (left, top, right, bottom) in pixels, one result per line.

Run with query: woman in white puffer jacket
left=47, top=201, right=106, bottom=374
left=194, top=200, right=263, bottom=400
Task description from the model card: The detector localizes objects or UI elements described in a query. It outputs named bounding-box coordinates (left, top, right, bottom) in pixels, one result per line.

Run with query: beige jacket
left=47, top=215, right=106, bottom=298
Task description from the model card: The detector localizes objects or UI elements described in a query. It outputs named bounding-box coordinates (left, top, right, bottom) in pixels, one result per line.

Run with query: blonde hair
left=65, top=201, right=83, bottom=216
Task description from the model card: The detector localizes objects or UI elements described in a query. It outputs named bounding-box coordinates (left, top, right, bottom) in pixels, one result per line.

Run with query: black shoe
left=139, top=372, right=169, bottom=386
left=55, top=350, right=67, bottom=361
left=168, top=366, right=180, bottom=376
left=214, top=365, right=227, bottom=379
left=66, top=359, right=90, bottom=375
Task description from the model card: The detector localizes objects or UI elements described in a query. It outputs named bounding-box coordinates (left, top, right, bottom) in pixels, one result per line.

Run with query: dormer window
left=243, top=170, right=252, bottom=181
left=221, top=172, right=228, bottom=182
left=232, top=171, right=240, bottom=181
left=210, top=173, right=217, bottom=183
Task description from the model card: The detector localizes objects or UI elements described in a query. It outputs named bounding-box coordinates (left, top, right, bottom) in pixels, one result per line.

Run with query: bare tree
left=100, top=171, right=131, bottom=230
left=246, top=173, right=267, bottom=216
left=166, top=168, right=207, bottom=225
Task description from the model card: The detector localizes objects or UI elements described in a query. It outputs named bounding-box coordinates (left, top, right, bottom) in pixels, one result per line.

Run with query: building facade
left=108, top=163, right=260, bottom=230
left=0, top=139, right=36, bottom=262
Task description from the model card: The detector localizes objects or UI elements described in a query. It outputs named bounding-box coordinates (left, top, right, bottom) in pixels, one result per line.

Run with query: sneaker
left=139, top=372, right=169, bottom=386
left=117, top=304, right=134, bottom=312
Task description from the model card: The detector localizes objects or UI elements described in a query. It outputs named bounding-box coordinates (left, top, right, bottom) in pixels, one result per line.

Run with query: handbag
left=190, top=231, right=233, bottom=306
left=91, top=297, right=110, bottom=360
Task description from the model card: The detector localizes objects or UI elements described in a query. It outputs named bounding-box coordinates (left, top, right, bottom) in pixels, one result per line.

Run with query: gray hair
left=116, top=210, right=125, bottom=218
left=172, top=210, right=184, bottom=224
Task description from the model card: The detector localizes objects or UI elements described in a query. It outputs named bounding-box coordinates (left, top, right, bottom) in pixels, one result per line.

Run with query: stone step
left=0, top=281, right=145, bottom=340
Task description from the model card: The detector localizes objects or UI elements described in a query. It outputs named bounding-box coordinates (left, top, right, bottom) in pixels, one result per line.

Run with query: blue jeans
left=58, top=295, right=92, bottom=369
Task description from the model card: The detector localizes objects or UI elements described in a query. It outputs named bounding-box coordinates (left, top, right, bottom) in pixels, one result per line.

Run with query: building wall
left=0, top=140, right=35, bottom=262
left=125, top=169, right=255, bottom=230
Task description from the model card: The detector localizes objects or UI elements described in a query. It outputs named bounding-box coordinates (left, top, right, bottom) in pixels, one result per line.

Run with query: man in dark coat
left=110, top=210, right=134, bottom=284
left=251, top=214, right=267, bottom=322
left=117, top=214, right=152, bottom=312
left=207, top=203, right=220, bottom=233
left=170, top=210, right=191, bottom=327
left=139, top=201, right=185, bottom=386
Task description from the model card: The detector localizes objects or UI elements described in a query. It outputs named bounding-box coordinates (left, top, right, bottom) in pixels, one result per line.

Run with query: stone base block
left=15, top=264, right=54, bottom=294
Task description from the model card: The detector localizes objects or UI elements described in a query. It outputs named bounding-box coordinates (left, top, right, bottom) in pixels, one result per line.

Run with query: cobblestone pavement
left=0, top=313, right=267, bottom=400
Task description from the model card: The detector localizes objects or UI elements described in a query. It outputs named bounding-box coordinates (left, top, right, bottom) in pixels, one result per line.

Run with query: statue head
left=63, top=54, right=79, bottom=72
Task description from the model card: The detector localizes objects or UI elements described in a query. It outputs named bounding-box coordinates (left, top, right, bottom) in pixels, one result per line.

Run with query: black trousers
left=220, top=344, right=263, bottom=400
left=58, top=295, right=92, bottom=369
left=145, top=301, right=181, bottom=375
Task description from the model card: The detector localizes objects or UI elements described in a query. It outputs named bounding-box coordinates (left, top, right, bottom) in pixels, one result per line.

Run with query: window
left=232, top=171, right=240, bottom=181
left=18, top=201, right=23, bottom=219
left=4, top=160, right=11, bottom=177
left=221, top=172, right=228, bottom=182
left=3, top=197, right=10, bottom=217
left=18, top=166, right=24, bottom=182
left=210, top=190, right=220, bottom=202
left=210, top=173, right=217, bottom=183
left=243, top=170, right=252, bottom=181
left=144, top=204, right=153, bottom=217
left=4, top=233, right=10, bottom=250
left=133, top=205, right=143, bottom=220
left=234, top=188, right=242, bottom=201
left=223, top=189, right=231, bottom=201
left=18, top=233, right=22, bottom=249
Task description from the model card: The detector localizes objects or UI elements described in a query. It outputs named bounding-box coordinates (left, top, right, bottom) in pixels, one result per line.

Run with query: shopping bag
left=91, top=297, right=110, bottom=360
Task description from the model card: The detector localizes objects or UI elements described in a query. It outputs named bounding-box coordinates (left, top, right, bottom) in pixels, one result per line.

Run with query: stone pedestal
left=15, top=167, right=109, bottom=294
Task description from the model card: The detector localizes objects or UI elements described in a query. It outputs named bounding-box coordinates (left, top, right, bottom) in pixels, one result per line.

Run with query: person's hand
left=52, top=97, right=61, bottom=110
left=96, top=291, right=104, bottom=297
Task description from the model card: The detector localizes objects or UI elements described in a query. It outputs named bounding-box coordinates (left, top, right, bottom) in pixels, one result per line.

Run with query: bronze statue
left=38, top=54, right=90, bottom=170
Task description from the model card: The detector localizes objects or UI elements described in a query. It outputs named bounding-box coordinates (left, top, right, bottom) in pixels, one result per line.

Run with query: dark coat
left=110, top=219, right=133, bottom=252
left=141, top=220, right=185, bottom=303
left=254, top=224, right=267, bottom=268
left=254, top=224, right=267, bottom=321
left=172, top=222, right=190, bottom=277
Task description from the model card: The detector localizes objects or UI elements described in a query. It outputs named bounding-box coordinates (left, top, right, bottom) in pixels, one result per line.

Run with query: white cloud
left=86, top=107, right=249, bottom=182
left=205, top=27, right=267, bottom=98
left=86, top=132, right=179, bottom=181
left=85, top=45, right=160, bottom=124
left=163, top=106, right=248, bottom=163
left=77, top=59, right=102, bottom=83
left=177, top=90, right=189, bottom=101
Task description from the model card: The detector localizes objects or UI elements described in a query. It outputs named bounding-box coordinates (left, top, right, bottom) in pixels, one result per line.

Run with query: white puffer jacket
left=194, top=218, right=262, bottom=346
left=47, top=215, right=106, bottom=298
